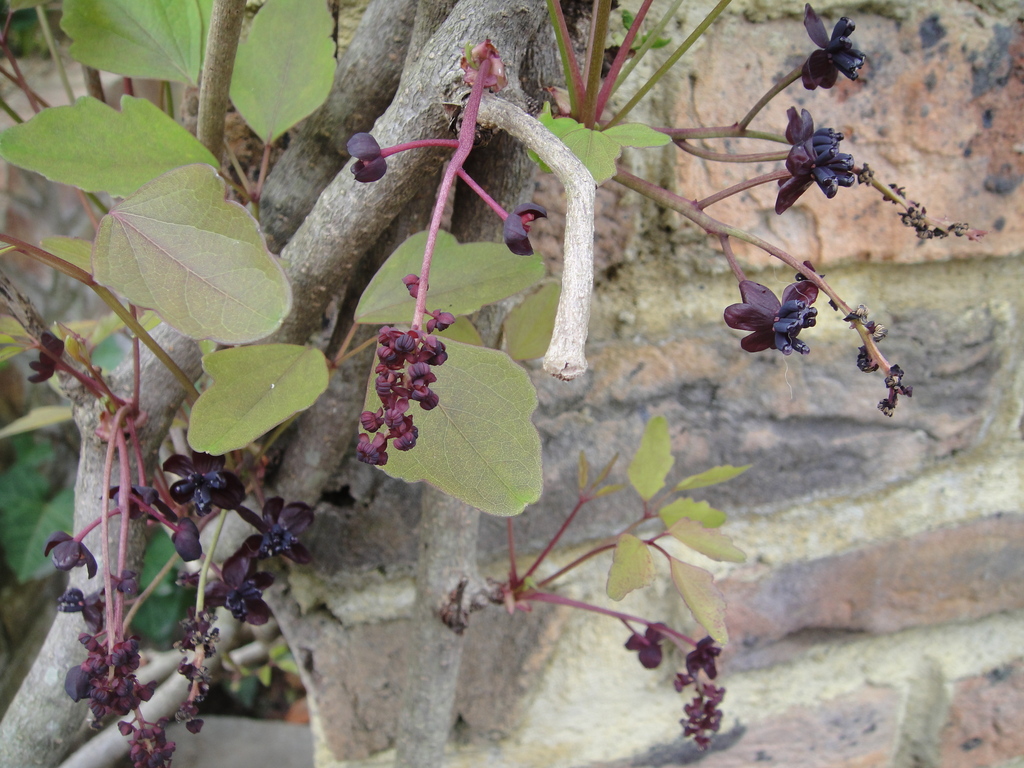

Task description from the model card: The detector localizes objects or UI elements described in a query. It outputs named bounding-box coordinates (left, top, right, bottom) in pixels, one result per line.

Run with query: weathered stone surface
left=722, top=514, right=1024, bottom=670
left=939, top=661, right=1024, bottom=768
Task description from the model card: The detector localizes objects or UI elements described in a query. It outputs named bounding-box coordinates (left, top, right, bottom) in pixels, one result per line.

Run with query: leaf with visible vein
left=366, top=341, right=542, bottom=516
left=62, top=0, right=203, bottom=84
left=92, top=164, right=291, bottom=344
left=188, top=345, right=329, bottom=454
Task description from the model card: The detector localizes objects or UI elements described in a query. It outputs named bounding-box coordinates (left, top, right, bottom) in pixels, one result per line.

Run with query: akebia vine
left=0, top=0, right=985, bottom=763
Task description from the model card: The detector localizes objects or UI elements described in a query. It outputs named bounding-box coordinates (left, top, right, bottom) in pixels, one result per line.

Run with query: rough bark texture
left=196, top=0, right=246, bottom=159
left=258, top=0, right=418, bottom=251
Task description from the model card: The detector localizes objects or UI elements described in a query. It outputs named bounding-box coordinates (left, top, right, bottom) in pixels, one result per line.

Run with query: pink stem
left=456, top=168, right=508, bottom=219
left=411, top=58, right=492, bottom=331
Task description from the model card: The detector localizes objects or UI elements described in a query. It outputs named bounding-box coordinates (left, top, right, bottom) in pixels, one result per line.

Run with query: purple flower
left=44, top=531, right=98, bottom=578
left=205, top=552, right=274, bottom=625
left=802, top=4, right=865, bottom=90
left=625, top=625, right=664, bottom=669
left=347, top=133, right=387, bottom=182
left=685, top=637, right=721, bottom=680
left=503, top=203, right=547, bottom=256
left=163, top=451, right=245, bottom=516
left=171, top=518, right=203, bottom=562
left=724, top=279, right=819, bottom=356
left=28, top=332, right=65, bottom=383
left=776, top=108, right=855, bottom=214
left=356, top=432, right=389, bottom=466
left=237, top=497, right=314, bottom=564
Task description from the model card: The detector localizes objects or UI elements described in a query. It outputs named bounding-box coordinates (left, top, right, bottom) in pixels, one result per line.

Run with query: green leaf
left=0, top=96, right=218, bottom=198
left=504, top=282, right=558, bottom=360
left=674, top=464, right=751, bottom=492
left=0, top=316, right=33, bottom=363
left=578, top=451, right=589, bottom=491
left=532, top=105, right=667, bottom=184
left=601, top=123, right=672, bottom=148
left=256, top=665, right=273, bottom=687
left=658, top=497, right=726, bottom=528
left=540, top=112, right=618, bottom=183
left=230, top=0, right=335, bottom=143
left=436, top=316, right=483, bottom=346
left=594, top=483, right=626, bottom=498
left=188, top=344, right=329, bottom=454
left=667, top=519, right=746, bottom=563
left=0, top=438, right=72, bottom=582
left=93, top=164, right=292, bottom=344
left=355, top=231, right=544, bottom=324
left=0, top=406, right=73, bottom=440
left=627, top=415, right=673, bottom=501
left=62, top=0, right=203, bottom=84
left=669, top=557, right=728, bottom=645
left=40, top=236, right=93, bottom=274
left=606, top=533, right=655, bottom=601
left=368, top=341, right=542, bottom=516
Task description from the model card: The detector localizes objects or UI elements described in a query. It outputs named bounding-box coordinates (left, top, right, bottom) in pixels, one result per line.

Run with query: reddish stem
left=594, top=0, right=655, bottom=119
left=524, top=591, right=698, bottom=646
left=456, top=168, right=507, bottom=219
left=380, top=139, right=460, bottom=157
left=521, top=494, right=592, bottom=581
left=411, top=58, right=492, bottom=331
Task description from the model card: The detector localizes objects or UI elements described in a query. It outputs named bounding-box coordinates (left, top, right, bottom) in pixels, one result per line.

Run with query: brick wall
left=281, top=2, right=1024, bottom=766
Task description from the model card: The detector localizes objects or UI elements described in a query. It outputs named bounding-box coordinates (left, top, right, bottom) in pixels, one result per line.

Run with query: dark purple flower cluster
left=776, top=108, right=855, bottom=214
left=802, top=4, right=866, bottom=90
left=120, top=717, right=175, bottom=768
left=357, top=322, right=448, bottom=466
left=673, top=637, right=724, bottom=751
left=163, top=451, right=245, bottom=516
left=65, top=634, right=156, bottom=724
left=204, top=552, right=274, bottom=625
left=724, top=279, right=819, bottom=356
left=28, top=331, right=65, bottom=382
left=503, top=203, right=547, bottom=256
left=625, top=625, right=664, bottom=669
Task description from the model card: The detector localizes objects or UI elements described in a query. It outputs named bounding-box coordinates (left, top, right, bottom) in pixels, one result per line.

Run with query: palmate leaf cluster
left=603, top=416, right=749, bottom=643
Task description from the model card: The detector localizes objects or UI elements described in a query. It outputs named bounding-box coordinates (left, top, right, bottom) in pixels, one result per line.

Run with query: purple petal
left=261, top=497, right=285, bottom=525
left=221, top=552, right=251, bottom=588
left=204, top=581, right=230, bottom=606
left=503, top=215, right=533, bottom=256
left=280, top=502, right=314, bottom=534
left=244, top=599, right=271, bottom=625
left=235, top=505, right=267, bottom=532
left=190, top=452, right=225, bottom=475
left=724, top=303, right=772, bottom=331
left=346, top=132, right=381, bottom=161
left=44, top=530, right=73, bottom=556
left=287, top=542, right=312, bottom=565
left=740, top=329, right=776, bottom=353
left=782, top=280, right=819, bottom=306
left=803, top=4, right=829, bottom=48
left=785, top=107, right=814, bottom=145
left=172, top=519, right=202, bottom=562
left=775, top=176, right=814, bottom=214
left=161, top=454, right=194, bottom=477
left=737, top=281, right=781, bottom=315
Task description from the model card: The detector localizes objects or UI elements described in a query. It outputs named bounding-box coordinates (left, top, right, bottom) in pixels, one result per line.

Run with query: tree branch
left=259, top=0, right=417, bottom=250
left=268, top=0, right=551, bottom=347
left=393, top=488, right=481, bottom=768
left=197, top=0, right=246, bottom=158
left=476, top=95, right=596, bottom=380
